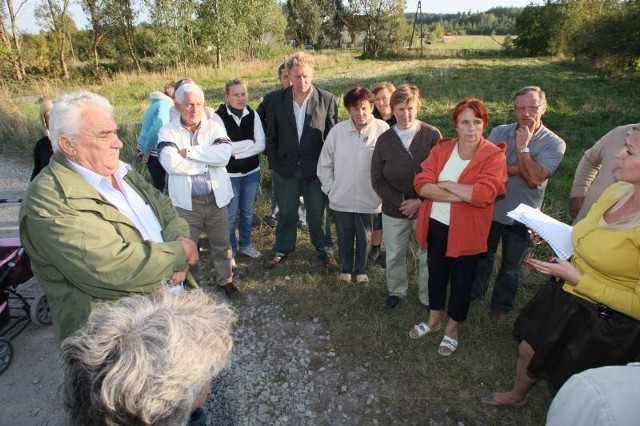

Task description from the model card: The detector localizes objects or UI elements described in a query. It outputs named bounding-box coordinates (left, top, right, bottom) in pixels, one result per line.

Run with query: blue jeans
left=472, top=221, right=530, bottom=312
left=228, top=170, right=260, bottom=254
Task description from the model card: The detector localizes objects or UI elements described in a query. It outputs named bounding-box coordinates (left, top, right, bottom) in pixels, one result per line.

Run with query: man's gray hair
left=175, top=83, right=205, bottom=104
left=61, top=289, right=237, bottom=426
left=48, top=91, right=114, bottom=153
left=512, top=85, right=547, bottom=105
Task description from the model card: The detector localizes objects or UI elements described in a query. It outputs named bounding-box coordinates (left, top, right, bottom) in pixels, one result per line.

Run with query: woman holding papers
left=482, top=125, right=640, bottom=407
left=409, top=98, right=507, bottom=356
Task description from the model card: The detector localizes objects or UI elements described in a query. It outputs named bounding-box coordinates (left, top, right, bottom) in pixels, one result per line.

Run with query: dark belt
left=597, top=303, right=616, bottom=320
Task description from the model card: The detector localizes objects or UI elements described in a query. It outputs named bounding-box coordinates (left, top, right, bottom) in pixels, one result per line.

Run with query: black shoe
left=384, top=295, right=400, bottom=309
left=223, top=282, right=240, bottom=298
left=368, top=246, right=381, bottom=265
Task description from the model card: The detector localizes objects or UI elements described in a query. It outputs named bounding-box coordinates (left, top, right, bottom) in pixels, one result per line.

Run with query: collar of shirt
left=68, top=160, right=131, bottom=191
left=225, top=104, right=250, bottom=121
left=68, top=160, right=164, bottom=242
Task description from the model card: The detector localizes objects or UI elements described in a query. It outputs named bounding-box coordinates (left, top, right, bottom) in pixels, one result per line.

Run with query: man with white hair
left=158, top=83, right=254, bottom=297
left=19, top=91, right=199, bottom=340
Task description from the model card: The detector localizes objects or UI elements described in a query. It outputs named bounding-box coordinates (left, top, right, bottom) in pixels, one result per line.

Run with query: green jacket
left=19, top=153, right=195, bottom=340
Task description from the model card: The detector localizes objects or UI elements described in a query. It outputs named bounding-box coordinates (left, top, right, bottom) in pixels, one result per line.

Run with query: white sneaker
left=231, top=258, right=236, bottom=269
left=239, top=246, right=262, bottom=258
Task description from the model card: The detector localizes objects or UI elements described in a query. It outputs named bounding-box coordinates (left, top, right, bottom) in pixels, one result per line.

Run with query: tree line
left=1, top=0, right=638, bottom=83
left=1, top=0, right=412, bottom=82
left=407, top=7, right=521, bottom=39
left=514, top=0, right=640, bottom=69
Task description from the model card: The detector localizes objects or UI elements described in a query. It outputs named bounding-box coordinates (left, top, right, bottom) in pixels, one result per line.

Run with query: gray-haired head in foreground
left=61, top=289, right=237, bottom=426
left=48, top=91, right=113, bottom=153
left=175, top=83, right=205, bottom=105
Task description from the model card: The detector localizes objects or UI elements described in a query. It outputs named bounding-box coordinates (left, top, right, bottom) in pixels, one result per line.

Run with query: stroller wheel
left=0, top=337, right=13, bottom=374
left=30, top=290, right=52, bottom=326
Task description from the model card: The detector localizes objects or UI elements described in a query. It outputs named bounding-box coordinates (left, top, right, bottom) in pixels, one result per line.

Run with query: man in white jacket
left=158, top=83, right=254, bottom=297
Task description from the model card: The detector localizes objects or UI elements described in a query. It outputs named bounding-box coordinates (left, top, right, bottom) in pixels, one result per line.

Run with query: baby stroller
left=0, top=237, right=52, bottom=374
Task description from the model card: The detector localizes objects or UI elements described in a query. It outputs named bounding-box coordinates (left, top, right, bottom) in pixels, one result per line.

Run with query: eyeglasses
left=515, top=104, right=544, bottom=114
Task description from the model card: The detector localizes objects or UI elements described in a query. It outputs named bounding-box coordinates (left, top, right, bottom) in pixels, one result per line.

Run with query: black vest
left=216, top=104, right=259, bottom=174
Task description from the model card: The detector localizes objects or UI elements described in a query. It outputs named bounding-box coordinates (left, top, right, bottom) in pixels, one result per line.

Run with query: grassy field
left=2, top=49, right=639, bottom=424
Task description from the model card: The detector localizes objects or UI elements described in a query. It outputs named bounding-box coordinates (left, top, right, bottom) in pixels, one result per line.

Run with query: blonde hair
left=602, top=182, right=640, bottom=229
left=225, top=78, right=248, bottom=94
left=61, top=289, right=237, bottom=426
left=285, top=51, right=314, bottom=72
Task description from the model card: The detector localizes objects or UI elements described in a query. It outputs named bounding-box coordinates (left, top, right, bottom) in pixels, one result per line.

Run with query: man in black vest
left=212, top=79, right=266, bottom=261
left=263, top=52, right=338, bottom=269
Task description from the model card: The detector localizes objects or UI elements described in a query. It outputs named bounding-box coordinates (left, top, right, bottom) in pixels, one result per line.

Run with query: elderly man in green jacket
left=19, top=91, right=199, bottom=341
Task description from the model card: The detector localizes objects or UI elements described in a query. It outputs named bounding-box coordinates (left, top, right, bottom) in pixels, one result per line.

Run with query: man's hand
left=570, top=196, right=584, bottom=218
left=515, top=125, right=533, bottom=150
left=178, top=148, right=188, bottom=158
left=177, top=236, right=199, bottom=266
left=168, top=269, right=188, bottom=285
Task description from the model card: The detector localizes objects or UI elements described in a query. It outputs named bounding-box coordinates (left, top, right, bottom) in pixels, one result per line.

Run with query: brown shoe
left=321, top=255, right=338, bottom=271
left=490, top=310, right=507, bottom=323
left=264, top=254, right=285, bottom=269
left=223, top=282, right=240, bottom=298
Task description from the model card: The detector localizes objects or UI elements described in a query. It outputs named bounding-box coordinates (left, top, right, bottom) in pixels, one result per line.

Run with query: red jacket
left=414, top=137, right=507, bottom=257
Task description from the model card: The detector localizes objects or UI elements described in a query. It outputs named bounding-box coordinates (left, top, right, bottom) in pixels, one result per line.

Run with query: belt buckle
left=597, top=304, right=613, bottom=320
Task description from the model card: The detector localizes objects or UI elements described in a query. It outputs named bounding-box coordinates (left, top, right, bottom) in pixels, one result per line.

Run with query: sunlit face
left=374, top=88, right=393, bottom=120
left=66, top=104, right=122, bottom=177
left=614, top=127, right=640, bottom=184
left=226, top=83, right=248, bottom=110
left=393, top=99, right=418, bottom=130
left=175, top=92, right=204, bottom=129
left=514, top=92, right=546, bottom=133
left=455, top=108, right=484, bottom=144
left=289, top=64, right=313, bottom=96
left=279, top=69, right=291, bottom=89
left=348, top=100, right=374, bottom=131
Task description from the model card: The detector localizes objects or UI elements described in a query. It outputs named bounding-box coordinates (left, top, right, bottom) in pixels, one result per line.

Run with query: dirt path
left=0, top=157, right=65, bottom=425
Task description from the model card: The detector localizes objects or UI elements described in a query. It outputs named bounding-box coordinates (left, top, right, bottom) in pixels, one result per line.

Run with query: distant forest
left=405, top=7, right=521, bottom=37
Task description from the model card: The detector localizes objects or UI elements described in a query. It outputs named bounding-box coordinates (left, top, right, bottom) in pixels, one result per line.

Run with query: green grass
left=429, top=35, right=506, bottom=50
left=3, top=51, right=639, bottom=424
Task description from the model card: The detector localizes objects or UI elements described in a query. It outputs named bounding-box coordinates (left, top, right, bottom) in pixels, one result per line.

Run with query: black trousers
left=427, top=218, right=480, bottom=322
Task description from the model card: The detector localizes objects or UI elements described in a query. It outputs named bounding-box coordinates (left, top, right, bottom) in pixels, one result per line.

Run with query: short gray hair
left=175, top=83, right=205, bottom=104
left=48, top=91, right=113, bottom=153
left=512, top=85, right=547, bottom=105
left=61, top=289, right=237, bottom=426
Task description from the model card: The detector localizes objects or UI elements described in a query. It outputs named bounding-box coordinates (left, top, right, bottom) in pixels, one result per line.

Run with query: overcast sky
left=16, top=0, right=543, bottom=34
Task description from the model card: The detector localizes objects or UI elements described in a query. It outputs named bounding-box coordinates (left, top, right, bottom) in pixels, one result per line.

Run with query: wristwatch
left=520, top=147, right=531, bottom=154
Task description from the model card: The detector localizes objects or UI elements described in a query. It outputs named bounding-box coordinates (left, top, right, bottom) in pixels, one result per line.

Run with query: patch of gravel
left=204, top=286, right=382, bottom=426
left=0, top=157, right=383, bottom=425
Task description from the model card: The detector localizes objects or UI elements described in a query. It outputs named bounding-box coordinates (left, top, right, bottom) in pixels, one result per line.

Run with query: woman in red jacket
left=409, top=98, right=507, bottom=356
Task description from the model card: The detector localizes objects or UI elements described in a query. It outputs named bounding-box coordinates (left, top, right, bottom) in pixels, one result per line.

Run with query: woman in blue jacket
left=137, top=81, right=176, bottom=192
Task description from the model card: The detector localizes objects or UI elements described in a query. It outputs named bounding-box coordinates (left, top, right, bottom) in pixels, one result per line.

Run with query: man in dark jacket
left=263, top=52, right=338, bottom=269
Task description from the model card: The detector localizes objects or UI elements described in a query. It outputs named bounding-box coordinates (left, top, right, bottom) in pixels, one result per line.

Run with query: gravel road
left=0, top=157, right=379, bottom=426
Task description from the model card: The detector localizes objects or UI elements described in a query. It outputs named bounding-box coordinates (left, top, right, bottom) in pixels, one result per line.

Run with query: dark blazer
left=265, top=85, right=337, bottom=181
